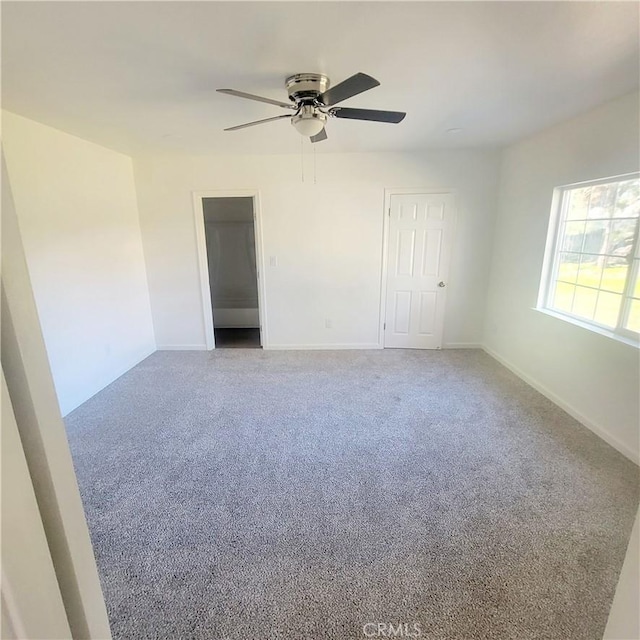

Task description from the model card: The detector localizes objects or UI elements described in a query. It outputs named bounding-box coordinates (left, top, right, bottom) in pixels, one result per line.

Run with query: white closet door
left=384, top=193, right=454, bottom=349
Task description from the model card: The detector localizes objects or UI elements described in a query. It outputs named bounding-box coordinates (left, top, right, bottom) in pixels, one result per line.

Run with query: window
left=539, top=173, right=640, bottom=342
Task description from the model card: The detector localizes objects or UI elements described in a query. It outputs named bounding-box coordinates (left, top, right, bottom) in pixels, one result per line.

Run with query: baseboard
left=443, top=342, right=482, bottom=349
left=264, top=343, right=382, bottom=351
left=157, top=344, right=208, bottom=351
left=266, top=343, right=482, bottom=351
left=482, top=344, right=639, bottom=465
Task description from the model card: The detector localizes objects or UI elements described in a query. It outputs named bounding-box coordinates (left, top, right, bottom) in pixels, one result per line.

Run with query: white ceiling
left=2, top=1, right=639, bottom=155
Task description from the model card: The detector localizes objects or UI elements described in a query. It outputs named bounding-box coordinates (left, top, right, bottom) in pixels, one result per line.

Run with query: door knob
left=438, top=281, right=446, bottom=287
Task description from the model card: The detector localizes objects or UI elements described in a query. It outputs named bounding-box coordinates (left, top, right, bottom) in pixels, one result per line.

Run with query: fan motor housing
left=285, top=73, right=330, bottom=103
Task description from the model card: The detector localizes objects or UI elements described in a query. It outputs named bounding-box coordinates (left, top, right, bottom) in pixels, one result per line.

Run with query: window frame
left=537, top=172, right=640, bottom=346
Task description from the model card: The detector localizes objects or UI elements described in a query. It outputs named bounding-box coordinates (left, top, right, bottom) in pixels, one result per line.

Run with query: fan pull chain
left=313, top=143, right=317, bottom=185
left=300, top=135, right=304, bottom=183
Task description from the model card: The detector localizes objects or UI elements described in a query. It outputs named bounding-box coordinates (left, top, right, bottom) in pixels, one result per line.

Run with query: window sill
left=533, top=307, right=640, bottom=349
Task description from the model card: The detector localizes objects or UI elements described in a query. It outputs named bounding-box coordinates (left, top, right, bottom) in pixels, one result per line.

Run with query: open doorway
left=194, top=193, right=264, bottom=349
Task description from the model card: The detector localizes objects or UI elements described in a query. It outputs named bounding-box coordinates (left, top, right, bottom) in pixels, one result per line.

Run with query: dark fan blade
left=217, top=89, right=295, bottom=109
left=317, top=73, right=380, bottom=106
left=310, top=128, right=328, bottom=143
left=331, top=107, right=406, bottom=123
left=224, top=114, right=291, bottom=131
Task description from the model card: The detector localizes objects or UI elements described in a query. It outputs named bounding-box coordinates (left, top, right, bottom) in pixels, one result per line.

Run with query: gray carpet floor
left=65, top=349, right=639, bottom=640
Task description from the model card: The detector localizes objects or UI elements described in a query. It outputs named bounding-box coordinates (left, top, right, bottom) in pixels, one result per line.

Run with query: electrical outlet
left=269, top=256, right=278, bottom=267
left=325, top=318, right=332, bottom=329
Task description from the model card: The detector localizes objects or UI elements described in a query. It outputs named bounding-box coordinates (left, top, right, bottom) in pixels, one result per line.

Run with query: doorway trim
left=192, top=190, right=268, bottom=350
left=379, top=188, right=457, bottom=348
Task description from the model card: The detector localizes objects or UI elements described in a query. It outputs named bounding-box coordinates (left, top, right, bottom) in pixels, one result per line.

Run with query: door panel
left=422, top=230, right=442, bottom=276
left=418, top=292, right=437, bottom=335
left=393, top=291, right=412, bottom=334
left=384, top=193, right=454, bottom=349
left=427, top=202, right=445, bottom=220
left=396, top=230, right=416, bottom=276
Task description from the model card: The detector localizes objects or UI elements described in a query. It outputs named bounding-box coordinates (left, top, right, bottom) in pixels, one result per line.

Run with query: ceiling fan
left=217, top=72, right=406, bottom=143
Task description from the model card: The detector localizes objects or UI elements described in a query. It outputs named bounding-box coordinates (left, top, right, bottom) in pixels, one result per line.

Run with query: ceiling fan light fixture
left=218, top=72, right=406, bottom=143
left=292, top=105, right=327, bottom=137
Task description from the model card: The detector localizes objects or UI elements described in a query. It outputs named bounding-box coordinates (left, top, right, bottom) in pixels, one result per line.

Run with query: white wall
left=2, top=111, right=156, bottom=415
left=483, top=92, right=640, bottom=462
left=134, top=149, right=500, bottom=350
